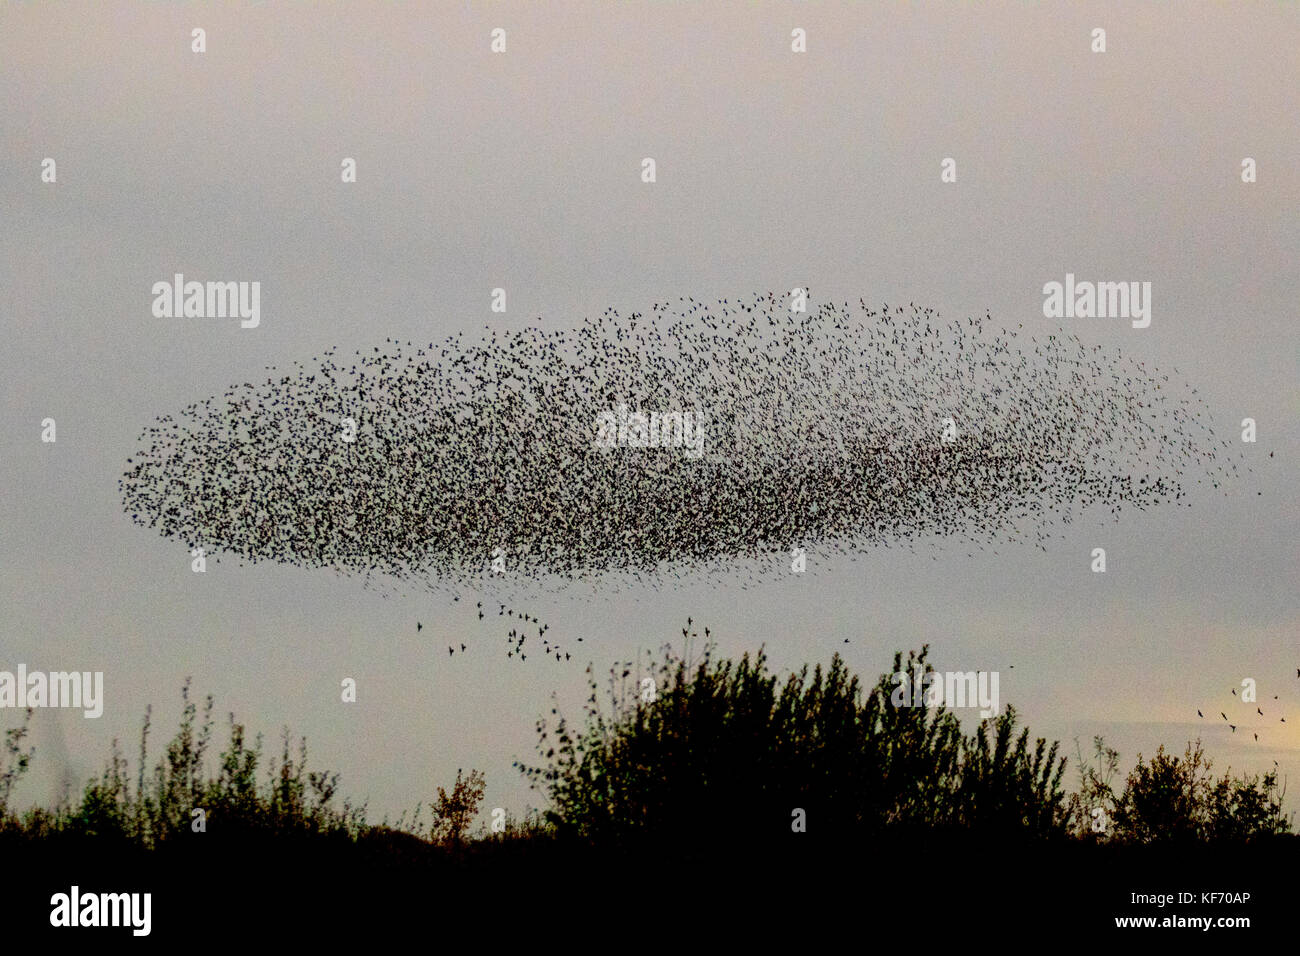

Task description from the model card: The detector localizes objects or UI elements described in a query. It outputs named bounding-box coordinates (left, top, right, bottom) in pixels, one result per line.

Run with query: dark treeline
left=2, top=637, right=1293, bottom=938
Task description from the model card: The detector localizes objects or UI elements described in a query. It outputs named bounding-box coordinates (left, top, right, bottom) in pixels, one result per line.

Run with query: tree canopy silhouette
left=517, top=642, right=1070, bottom=848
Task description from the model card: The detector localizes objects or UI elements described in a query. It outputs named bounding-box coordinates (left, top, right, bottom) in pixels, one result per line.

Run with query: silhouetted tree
left=1110, top=741, right=1290, bottom=843
left=430, top=768, right=486, bottom=847
left=0, top=708, right=35, bottom=829
left=518, top=641, right=1071, bottom=847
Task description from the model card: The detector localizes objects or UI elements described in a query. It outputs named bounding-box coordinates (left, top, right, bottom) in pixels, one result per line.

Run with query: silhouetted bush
left=1, top=636, right=1290, bottom=864
left=0, top=679, right=367, bottom=846
left=1068, top=738, right=1290, bottom=843
left=517, top=642, right=1069, bottom=847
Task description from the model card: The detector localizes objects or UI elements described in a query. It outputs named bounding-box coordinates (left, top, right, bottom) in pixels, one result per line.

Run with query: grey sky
left=2, top=2, right=1297, bottom=825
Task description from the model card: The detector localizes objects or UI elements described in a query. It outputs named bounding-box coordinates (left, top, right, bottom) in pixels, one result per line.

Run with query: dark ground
left=5, top=830, right=1293, bottom=943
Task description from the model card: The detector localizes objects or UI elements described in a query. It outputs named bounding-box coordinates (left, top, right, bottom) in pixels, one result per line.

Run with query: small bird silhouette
left=1197, top=710, right=1203, bottom=718
left=1229, top=724, right=1236, bottom=732
left=448, top=646, right=454, bottom=656
left=1221, top=712, right=1228, bottom=721
left=416, top=622, right=422, bottom=632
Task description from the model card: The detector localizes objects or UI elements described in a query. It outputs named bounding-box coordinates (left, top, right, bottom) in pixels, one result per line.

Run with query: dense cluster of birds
left=119, top=291, right=1248, bottom=585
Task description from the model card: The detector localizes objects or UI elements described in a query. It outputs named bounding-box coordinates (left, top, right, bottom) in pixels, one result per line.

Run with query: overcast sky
left=2, top=2, right=1297, bottom=826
